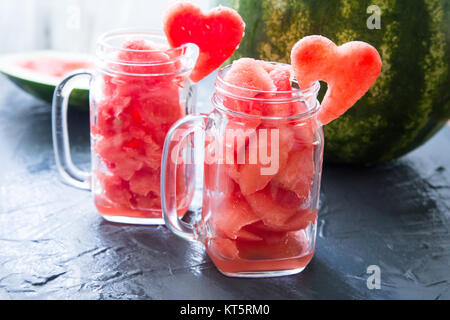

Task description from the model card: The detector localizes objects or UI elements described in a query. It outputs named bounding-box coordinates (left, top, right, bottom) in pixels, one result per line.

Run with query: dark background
left=0, top=73, right=449, bottom=299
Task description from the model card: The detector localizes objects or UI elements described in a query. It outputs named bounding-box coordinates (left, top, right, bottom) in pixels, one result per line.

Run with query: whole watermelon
left=218, top=0, right=450, bottom=165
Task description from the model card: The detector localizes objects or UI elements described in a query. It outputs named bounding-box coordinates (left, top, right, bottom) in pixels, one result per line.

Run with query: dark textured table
left=0, top=74, right=449, bottom=300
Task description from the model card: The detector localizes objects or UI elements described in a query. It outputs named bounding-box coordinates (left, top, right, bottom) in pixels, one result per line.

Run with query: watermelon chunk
left=163, top=1, right=245, bottom=82
left=236, top=230, right=310, bottom=260
left=208, top=237, right=239, bottom=260
left=224, top=58, right=276, bottom=94
left=237, top=127, right=293, bottom=195
left=222, top=58, right=276, bottom=116
left=262, top=68, right=295, bottom=117
left=115, top=39, right=176, bottom=75
left=268, top=68, right=292, bottom=92
left=212, top=195, right=261, bottom=241
left=97, top=173, right=133, bottom=208
left=204, top=163, right=237, bottom=196
left=129, top=168, right=161, bottom=197
left=291, top=35, right=382, bottom=125
left=135, top=193, right=161, bottom=210
left=246, top=207, right=317, bottom=233
left=291, top=120, right=315, bottom=150
left=244, top=186, right=298, bottom=229
left=272, top=146, right=315, bottom=201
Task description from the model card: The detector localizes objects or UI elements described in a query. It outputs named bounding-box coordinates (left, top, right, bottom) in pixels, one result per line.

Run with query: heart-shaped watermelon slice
left=163, top=1, right=245, bottom=82
left=291, top=35, right=382, bottom=125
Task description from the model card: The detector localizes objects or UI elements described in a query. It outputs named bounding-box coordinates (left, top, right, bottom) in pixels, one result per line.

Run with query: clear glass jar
left=52, top=29, right=199, bottom=225
left=161, top=63, right=324, bottom=277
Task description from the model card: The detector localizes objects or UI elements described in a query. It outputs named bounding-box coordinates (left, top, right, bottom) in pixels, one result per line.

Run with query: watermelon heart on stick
left=291, top=35, right=382, bottom=125
left=163, top=0, right=245, bottom=82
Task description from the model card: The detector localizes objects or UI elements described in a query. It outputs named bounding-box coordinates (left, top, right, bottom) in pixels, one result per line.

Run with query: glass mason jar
left=161, top=63, right=324, bottom=277
left=52, top=29, right=199, bottom=225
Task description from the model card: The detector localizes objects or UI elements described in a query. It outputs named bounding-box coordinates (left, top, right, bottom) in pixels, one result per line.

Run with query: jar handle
left=161, top=115, right=206, bottom=242
left=52, top=71, right=92, bottom=190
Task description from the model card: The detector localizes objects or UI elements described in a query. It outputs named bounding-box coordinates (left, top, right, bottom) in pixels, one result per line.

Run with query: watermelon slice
left=163, top=1, right=245, bottom=82
left=0, top=51, right=92, bottom=110
left=291, top=35, right=382, bottom=125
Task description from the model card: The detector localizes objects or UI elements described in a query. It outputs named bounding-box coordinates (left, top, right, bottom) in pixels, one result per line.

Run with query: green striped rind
left=0, top=51, right=91, bottom=111
left=221, top=0, right=450, bottom=165
left=3, top=73, right=89, bottom=111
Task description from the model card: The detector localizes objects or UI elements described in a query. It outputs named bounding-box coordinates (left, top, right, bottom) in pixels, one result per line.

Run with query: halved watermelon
left=0, top=50, right=93, bottom=110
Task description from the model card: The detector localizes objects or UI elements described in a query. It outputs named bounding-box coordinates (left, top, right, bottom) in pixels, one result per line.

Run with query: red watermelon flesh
left=268, top=68, right=291, bottom=92
left=163, top=1, right=245, bottom=82
left=129, top=168, right=161, bottom=197
left=244, top=185, right=298, bottom=229
left=291, top=120, right=315, bottom=150
left=212, top=195, right=261, bottom=241
left=207, top=238, right=239, bottom=260
left=17, top=57, right=93, bottom=78
left=96, top=172, right=133, bottom=208
left=114, top=39, right=177, bottom=75
left=93, top=39, right=189, bottom=218
left=246, top=208, right=317, bottom=233
left=236, top=127, right=293, bottom=195
left=222, top=58, right=276, bottom=116
left=263, top=68, right=295, bottom=117
left=204, top=163, right=237, bottom=196
left=291, top=35, right=382, bottom=125
left=221, top=58, right=309, bottom=118
left=272, top=146, right=315, bottom=201
left=236, top=231, right=310, bottom=260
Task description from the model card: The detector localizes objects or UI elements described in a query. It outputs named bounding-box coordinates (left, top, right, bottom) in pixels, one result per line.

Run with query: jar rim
left=95, top=28, right=199, bottom=77
left=213, top=63, right=321, bottom=121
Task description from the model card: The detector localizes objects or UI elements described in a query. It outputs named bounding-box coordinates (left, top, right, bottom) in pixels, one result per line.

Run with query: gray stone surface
left=0, top=75, right=449, bottom=300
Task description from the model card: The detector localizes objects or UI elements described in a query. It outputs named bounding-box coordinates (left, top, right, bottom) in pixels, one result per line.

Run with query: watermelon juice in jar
left=52, top=30, right=199, bottom=224
left=161, top=59, right=323, bottom=277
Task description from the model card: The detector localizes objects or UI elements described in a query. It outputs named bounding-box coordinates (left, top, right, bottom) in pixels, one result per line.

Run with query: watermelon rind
left=0, top=51, right=92, bottom=111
